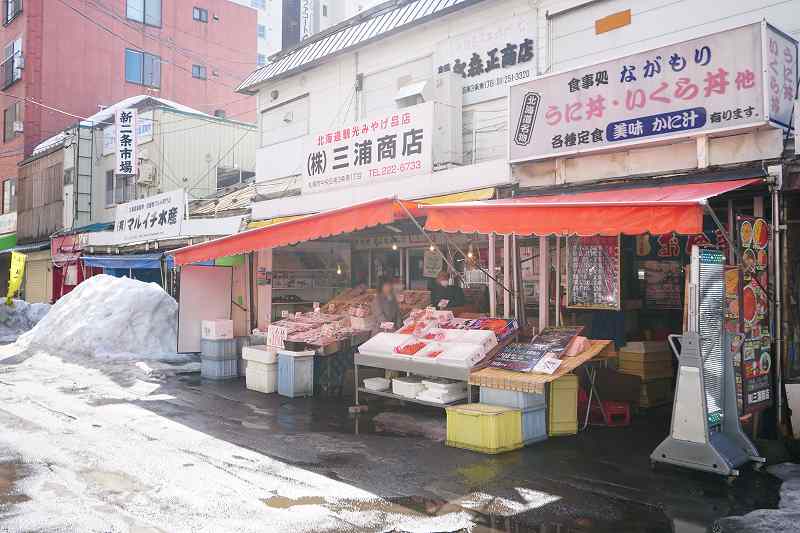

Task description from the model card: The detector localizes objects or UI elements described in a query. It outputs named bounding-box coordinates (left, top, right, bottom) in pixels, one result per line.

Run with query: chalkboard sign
left=490, top=326, right=583, bottom=373
left=641, top=260, right=682, bottom=309
left=566, top=236, right=620, bottom=310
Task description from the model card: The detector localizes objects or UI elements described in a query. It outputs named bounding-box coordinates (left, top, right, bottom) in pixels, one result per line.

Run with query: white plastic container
left=363, top=377, right=391, bottom=391
left=201, top=319, right=234, bottom=340
left=435, top=342, right=487, bottom=368
left=242, top=345, right=278, bottom=364
left=246, top=362, right=277, bottom=394
left=392, top=376, right=425, bottom=398
left=422, top=378, right=467, bottom=394
left=417, top=389, right=467, bottom=404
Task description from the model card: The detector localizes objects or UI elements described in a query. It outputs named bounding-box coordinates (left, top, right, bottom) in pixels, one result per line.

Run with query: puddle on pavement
left=0, top=461, right=30, bottom=506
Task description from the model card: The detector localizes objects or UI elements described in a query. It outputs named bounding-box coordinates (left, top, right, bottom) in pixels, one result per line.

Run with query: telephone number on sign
left=367, top=160, right=422, bottom=177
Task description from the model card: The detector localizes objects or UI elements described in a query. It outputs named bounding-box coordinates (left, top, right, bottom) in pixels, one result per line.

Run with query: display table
left=353, top=336, right=515, bottom=408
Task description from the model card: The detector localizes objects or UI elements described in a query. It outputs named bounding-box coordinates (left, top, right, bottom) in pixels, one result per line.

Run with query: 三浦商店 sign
left=302, top=103, right=433, bottom=194
left=115, top=108, right=138, bottom=175
left=509, top=22, right=798, bottom=162
left=113, top=189, right=185, bottom=244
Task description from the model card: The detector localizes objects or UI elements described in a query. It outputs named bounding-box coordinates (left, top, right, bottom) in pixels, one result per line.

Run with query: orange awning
left=422, top=178, right=764, bottom=237
left=171, top=197, right=419, bottom=266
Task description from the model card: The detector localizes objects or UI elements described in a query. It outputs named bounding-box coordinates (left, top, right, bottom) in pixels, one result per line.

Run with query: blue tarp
left=82, top=254, right=174, bottom=270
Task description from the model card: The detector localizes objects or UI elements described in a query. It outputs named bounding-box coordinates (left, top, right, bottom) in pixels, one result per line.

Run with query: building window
left=106, top=171, right=135, bottom=207
left=3, top=101, right=20, bottom=142
left=257, top=24, right=266, bottom=39
left=3, top=0, right=22, bottom=25
left=322, top=4, right=327, bottom=17
left=251, top=0, right=266, bottom=9
left=63, top=168, right=73, bottom=186
left=192, top=6, right=208, bottom=22
left=192, top=64, right=207, bottom=79
left=126, top=0, right=161, bottom=27
left=2, top=178, right=15, bottom=214
left=257, top=53, right=266, bottom=66
left=125, top=49, right=160, bottom=88
left=1, top=37, right=21, bottom=89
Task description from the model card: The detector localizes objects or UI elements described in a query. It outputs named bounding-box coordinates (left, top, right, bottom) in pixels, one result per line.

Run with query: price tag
left=380, top=321, right=394, bottom=331
left=266, top=325, right=288, bottom=349
left=437, top=299, right=449, bottom=309
left=281, top=310, right=289, bottom=318
left=533, top=355, right=562, bottom=375
left=313, top=301, right=320, bottom=310
left=397, top=293, right=405, bottom=303
left=328, top=303, right=335, bottom=313
left=295, top=312, right=302, bottom=319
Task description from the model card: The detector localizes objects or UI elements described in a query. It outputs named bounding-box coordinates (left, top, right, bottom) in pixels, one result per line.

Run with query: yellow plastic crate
left=548, top=374, right=578, bottom=436
left=445, top=403, right=522, bottom=454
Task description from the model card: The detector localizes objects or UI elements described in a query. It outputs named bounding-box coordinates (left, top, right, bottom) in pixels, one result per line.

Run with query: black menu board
left=567, top=236, right=621, bottom=310
left=490, top=326, right=584, bottom=372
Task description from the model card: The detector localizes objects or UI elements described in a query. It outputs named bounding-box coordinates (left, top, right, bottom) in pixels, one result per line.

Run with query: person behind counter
left=430, top=270, right=464, bottom=309
left=372, top=276, right=402, bottom=332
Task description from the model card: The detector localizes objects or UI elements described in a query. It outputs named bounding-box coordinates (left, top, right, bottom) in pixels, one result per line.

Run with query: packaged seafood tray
left=422, top=329, right=498, bottom=351
left=393, top=338, right=431, bottom=358
left=396, top=320, right=436, bottom=337
left=358, top=333, right=413, bottom=357
left=271, top=320, right=318, bottom=334
left=435, top=342, right=488, bottom=368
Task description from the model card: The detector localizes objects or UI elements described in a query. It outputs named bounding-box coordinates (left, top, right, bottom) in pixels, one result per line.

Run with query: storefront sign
left=509, top=22, right=798, bottom=162
left=566, top=236, right=620, bottom=310
left=113, top=190, right=185, bottom=244
left=0, top=212, right=16, bottom=235
left=301, top=103, right=433, bottom=194
left=435, top=19, right=535, bottom=105
left=423, top=250, right=442, bottom=278
left=115, top=108, right=138, bottom=175
left=103, top=111, right=154, bottom=155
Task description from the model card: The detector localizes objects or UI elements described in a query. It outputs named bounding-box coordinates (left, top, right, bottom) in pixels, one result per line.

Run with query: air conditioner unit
left=12, top=121, right=23, bottom=133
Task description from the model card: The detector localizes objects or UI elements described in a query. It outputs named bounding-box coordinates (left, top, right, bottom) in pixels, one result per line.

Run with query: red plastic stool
left=589, top=400, right=631, bottom=427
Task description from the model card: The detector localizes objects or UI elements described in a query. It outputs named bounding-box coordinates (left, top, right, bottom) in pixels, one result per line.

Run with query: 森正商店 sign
left=301, top=102, right=434, bottom=194
left=508, top=21, right=798, bottom=162
left=115, top=108, right=138, bottom=176
left=113, top=190, right=185, bottom=244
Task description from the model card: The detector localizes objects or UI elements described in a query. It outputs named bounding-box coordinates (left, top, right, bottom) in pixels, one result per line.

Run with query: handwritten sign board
left=641, top=260, right=683, bottom=309
left=423, top=250, right=442, bottom=278
left=567, top=236, right=620, bottom=310
left=266, top=325, right=288, bottom=349
left=490, top=327, right=583, bottom=373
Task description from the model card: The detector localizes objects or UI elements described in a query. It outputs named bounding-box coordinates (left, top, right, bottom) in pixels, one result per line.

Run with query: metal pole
left=503, top=234, right=510, bottom=317
left=772, top=187, right=783, bottom=425
left=512, top=235, right=520, bottom=319
left=538, top=236, right=549, bottom=332
left=555, top=235, right=561, bottom=327
left=489, top=233, right=496, bottom=317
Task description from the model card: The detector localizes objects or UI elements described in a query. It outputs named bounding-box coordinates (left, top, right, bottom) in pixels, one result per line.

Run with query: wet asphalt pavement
left=0, top=354, right=785, bottom=532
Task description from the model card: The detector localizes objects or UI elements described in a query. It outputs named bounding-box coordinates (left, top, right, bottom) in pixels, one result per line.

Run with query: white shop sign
left=113, top=189, right=185, bottom=244
left=435, top=18, right=535, bottom=105
left=115, top=108, right=138, bottom=176
left=0, top=212, right=16, bottom=235
left=103, top=111, right=154, bottom=155
left=301, top=103, right=434, bottom=194
left=509, top=22, right=798, bottom=163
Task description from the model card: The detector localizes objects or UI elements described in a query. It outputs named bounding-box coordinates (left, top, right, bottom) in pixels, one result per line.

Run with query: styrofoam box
left=363, top=377, right=391, bottom=391
left=201, top=357, right=238, bottom=380
left=422, top=378, right=467, bottom=394
left=417, top=389, right=467, bottom=404
left=392, top=376, right=425, bottom=398
left=427, top=329, right=498, bottom=351
left=246, top=361, right=277, bottom=394
left=522, top=406, right=548, bottom=445
left=243, top=345, right=278, bottom=364
left=358, top=333, right=413, bottom=357
left=201, top=319, right=234, bottom=340
left=435, top=342, right=486, bottom=368
left=480, top=387, right=546, bottom=410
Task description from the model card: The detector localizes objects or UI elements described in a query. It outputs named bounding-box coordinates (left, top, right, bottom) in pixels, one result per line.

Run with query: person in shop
left=430, top=270, right=464, bottom=310
left=372, top=276, right=402, bottom=332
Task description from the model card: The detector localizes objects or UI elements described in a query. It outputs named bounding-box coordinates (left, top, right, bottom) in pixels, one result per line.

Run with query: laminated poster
left=490, top=326, right=583, bottom=373
left=567, top=236, right=621, bottom=310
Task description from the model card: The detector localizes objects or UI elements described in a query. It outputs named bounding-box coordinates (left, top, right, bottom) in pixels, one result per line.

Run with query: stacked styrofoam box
left=417, top=378, right=467, bottom=404
left=480, top=386, right=547, bottom=445
left=243, top=345, right=278, bottom=394
left=200, top=338, right=238, bottom=380
left=201, top=319, right=234, bottom=340
left=392, top=376, right=425, bottom=398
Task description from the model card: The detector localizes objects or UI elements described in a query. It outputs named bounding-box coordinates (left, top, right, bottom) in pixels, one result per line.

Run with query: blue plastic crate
left=480, top=387, right=546, bottom=410
left=201, top=338, right=237, bottom=360
left=522, top=406, right=548, bottom=445
left=277, top=351, right=314, bottom=398
left=201, top=357, right=238, bottom=380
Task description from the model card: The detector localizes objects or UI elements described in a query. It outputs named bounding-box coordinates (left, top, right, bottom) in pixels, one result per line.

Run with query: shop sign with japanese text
left=113, top=189, right=185, bottom=244
left=509, top=22, right=798, bottom=162
left=302, top=103, right=433, bottom=194
left=103, top=110, right=154, bottom=155
left=435, top=19, right=535, bottom=105
left=115, top=108, right=138, bottom=175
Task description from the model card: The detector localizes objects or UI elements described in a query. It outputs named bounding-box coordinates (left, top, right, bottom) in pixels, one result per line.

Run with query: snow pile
left=16, top=274, right=178, bottom=357
left=0, top=299, right=50, bottom=342
left=716, top=463, right=800, bottom=532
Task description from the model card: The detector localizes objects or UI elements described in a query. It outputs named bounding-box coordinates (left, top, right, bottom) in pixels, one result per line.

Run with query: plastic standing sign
left=266, top=325, right=288, bottom=349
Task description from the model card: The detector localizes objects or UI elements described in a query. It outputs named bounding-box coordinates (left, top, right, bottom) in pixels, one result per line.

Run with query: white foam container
left=421, top=378, right=467, bottom=394
left=242, top=345, right=278, bottom=364
left=416, top=389, right=467, bottom=404
left=425, top=329, right=498, bottom=351
left=246, top=361, right=277, bottom=394
left=435, top=342, right=487, bottom=368
left=363, top=377, right=391, bottom=391
left=201, top=319, right=234, bottom=340
left=392, top=376, right=425, bottom=398
left=358, top=333, right=413, bottom=357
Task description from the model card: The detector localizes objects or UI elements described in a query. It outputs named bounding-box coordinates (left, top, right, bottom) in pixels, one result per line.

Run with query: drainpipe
left=769, top=165, right=783, bottom=425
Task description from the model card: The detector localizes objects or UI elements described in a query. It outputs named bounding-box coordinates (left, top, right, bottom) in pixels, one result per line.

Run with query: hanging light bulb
left=336, top=264, right=342, bottom=275
left=467, top=243, right=474, bottom=259
left=429, top=244, right=435, bottom=252
left=392, top=242, right=398, bottom=251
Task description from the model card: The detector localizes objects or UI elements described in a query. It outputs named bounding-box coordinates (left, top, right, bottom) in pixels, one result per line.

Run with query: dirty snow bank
left=716, top=463, right=800, bottom=532
left=0, top=299, right=50, bottom=342
left=15, top=274, right=178, bottom=357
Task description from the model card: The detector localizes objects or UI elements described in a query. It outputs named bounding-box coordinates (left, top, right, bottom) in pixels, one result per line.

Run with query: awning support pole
left=489, top=234, right=496, bottom=317
left=503, top=234, right=510, bottom=317
left=555, top=236, right=561, bottom=327
left=704, top=203, right=740, bottom=265
left=538, top=237, right=549, bottom=333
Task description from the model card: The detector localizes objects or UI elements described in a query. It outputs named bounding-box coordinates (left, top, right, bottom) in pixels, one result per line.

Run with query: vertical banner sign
left=302, top=103, right=434, bottom=194
left=738, top=216, right=772, bottom=414
left=566, top=236, right=621, bottom=310
left=115, top=108, right=138, bottom=176
left=509, top=22, right=798, bottom=162
left=300, top=0, right=315, bottom=40
left=6, top=251, right=25, bottom=305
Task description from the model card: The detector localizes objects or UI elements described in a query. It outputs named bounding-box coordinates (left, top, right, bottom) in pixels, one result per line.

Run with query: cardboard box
left=201, top=319, right=234, bottom=340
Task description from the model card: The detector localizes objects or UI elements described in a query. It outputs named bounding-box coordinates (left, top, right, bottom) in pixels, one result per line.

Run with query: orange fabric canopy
left=171, top=197, right=418, bottom=266
left=422, top=178, right=763, bottom=237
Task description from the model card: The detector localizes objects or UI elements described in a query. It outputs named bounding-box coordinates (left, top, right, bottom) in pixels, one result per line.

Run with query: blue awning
left=82, top=253, right=174, bottom=270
